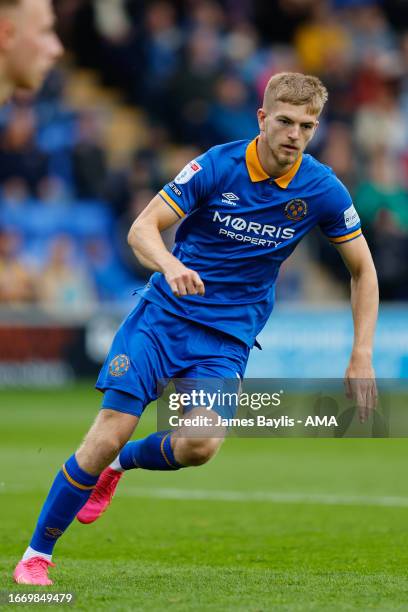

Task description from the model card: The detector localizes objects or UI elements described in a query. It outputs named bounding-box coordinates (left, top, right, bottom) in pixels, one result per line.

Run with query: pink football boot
left=13, top=557, right=55, bottom=586
left=77, top=467, right=123, bottom=524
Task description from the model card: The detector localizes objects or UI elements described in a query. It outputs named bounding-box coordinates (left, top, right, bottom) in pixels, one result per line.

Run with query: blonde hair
left=263, top=72, right=328, bottom=116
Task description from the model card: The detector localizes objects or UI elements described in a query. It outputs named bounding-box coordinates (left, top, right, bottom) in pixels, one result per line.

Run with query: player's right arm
left=127, top=194, right=205, bottom=297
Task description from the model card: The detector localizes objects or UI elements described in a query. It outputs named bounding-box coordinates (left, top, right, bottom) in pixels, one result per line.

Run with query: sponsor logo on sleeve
left=174, top=160, right=202, bottom=184
left=344, top=204, right=360, bottom=229
left=169, top=182, right=182, bottom=197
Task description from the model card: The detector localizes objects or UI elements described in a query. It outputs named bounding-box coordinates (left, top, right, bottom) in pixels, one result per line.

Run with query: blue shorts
left=96, top=299, right=250, bottom=418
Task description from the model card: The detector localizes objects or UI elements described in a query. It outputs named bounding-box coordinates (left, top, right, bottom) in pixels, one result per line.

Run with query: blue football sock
left=29, top=454, right=98, bottom=556
left=119, top=431, right=184, bottom=470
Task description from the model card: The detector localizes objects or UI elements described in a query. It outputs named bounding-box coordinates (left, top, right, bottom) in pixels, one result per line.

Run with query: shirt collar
left=245, top=137, right=303, bottom=188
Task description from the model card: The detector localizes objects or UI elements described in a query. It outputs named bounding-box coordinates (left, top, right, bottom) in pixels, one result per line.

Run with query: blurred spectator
left=104, top=146, right=164, bottom=219
left=320, top=53, right=355, bottom=122
left=354, top=80, right=406, bottom=157
left=207, top=75, right=258, bottom=142
left=1, top=177, right=30, bottom=207
left=143, top=1, right=182, bottom=82
left=352, top=57, right=390, bottom=108
left=84, top=237, right=135, bottom=301
left=320, top=122, right=357, bottom=191
left=137, top=1, right=183, bottom=114
left=93, top=0, right=131, bottom=42
left=370, top=209, right=408, bottom=301
left=0, top=107, right=49, bottom=196
left=72, top=111, right=108, bottom=199
left=71, top=0, right=140, bottom=99
left=37, top=176, right=71, bottom=206
left=0, top=231, right=35, bottom=304
left=343, top=3, right=397, bottom=61
left=354, top=149, right=408, bottom=230
left=223, top=22, right=261, bottom=83
left=294, top=1, right=351, bottom=74
left=186, top=0, right=226, bottom=32
left=36, top=236, right=96, bottom=311
left=353, top=150, right=408, bottom=299
left=165, top=27, right=224, bottom=144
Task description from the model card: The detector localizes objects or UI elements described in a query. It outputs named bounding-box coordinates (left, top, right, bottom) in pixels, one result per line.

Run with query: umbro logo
left=221, top=192, right=239, bottom=206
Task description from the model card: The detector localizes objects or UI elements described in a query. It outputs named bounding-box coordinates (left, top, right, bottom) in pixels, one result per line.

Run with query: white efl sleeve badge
left=344, top=204, right=360, bottom=229
left=174, top=160, right=202, bottom=184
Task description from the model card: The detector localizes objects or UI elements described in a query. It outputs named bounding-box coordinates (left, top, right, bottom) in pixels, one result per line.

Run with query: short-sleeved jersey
left=140, top=138, right=361, bottom=348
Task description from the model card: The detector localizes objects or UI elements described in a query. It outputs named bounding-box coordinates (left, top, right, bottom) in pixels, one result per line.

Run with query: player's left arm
left=335, top=235, right=379, bottom=421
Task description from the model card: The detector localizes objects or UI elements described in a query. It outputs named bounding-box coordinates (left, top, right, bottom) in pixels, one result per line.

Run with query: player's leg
left=117, top=406, right=225, bottom=470
left=112, top=320, right=248, bottom=474
left=116, top=329, right=248, bottom=472
left=76, top=390, right=189, bottom=526
left=77, top=300, right=194, bottom=524
left=14, top=299, right=156, bottom=584
left=76, top=406, right=224, bottom=531
left=171, top=407, right=226, bottom=465
left=13, top=409, right=138, bottom=585
left=79, top=403, right=225, bottom=528
left=79, top=323, right=249, bottom=525
left=76, top=407, right=138, bottom=474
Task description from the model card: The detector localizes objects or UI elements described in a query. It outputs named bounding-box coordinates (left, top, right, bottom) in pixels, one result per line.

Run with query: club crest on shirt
left=284, top=199, right=308, bottom=221
left=109, top=354, right=130, bottom=377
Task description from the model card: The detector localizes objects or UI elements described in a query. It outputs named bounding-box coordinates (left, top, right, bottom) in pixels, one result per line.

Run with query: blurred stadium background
left=0, top=0, right=408, bottom=383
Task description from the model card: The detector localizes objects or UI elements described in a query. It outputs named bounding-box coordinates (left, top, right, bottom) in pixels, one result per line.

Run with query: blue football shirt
left=140, top=138, right=362, bottom=347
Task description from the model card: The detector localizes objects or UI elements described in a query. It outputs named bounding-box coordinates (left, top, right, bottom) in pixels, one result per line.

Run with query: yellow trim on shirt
left=245, top=138, right=269, bottom=182
left=159, top=189, right=186, bottom=218
left=245, top=137, right=302, bottom=188
left=274, top=153, right=303, bottom=189
left=329, top=229, right=362, bottom=244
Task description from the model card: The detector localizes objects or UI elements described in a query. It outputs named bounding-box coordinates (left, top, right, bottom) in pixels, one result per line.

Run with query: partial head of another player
left=257, top=72, right=328, bottom=174
left=0, top=0, right=63, bottom=101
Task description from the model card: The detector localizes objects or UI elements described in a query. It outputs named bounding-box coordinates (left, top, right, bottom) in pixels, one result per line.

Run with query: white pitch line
left=119, top=487, right=408, bottom=508
left=1, top=482, right=408, bottom=508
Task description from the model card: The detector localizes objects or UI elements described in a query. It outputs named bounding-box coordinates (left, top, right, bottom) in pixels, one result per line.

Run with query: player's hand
left=344, top=359, right=377, bottom=424
left=163, top=258, right=205, bottom=297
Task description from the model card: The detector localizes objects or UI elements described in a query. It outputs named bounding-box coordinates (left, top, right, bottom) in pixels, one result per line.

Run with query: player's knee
left=82, top=410, right=137, bottom=456
left=83, top=436, right=120, bottom=464
left=97, top=409, right=138, bottom=444
left=101, top=435, right=124, bottom=458
left=79, top=431, right=125, bottom=465
left=181, top=438, right=221, bottom=466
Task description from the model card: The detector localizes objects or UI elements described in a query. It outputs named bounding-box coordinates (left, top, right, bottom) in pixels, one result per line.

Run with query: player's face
left=2, top=0, right=63, bottom=91
left=258, top=101, right=319, bottom=168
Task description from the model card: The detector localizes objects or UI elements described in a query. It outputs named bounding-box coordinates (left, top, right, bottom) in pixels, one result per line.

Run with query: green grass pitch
left=1, top=384, right=408, bottom=611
